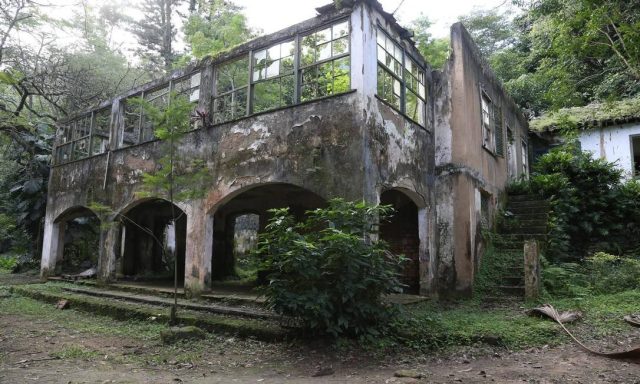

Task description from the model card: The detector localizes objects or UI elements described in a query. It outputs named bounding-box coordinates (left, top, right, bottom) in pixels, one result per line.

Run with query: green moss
left=9, top=283, right=287, bottom=341
left=530, top=97, right=640, bottom=132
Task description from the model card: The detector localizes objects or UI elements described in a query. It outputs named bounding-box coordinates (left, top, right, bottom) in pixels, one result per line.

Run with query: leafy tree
left=409, top=15, right=449, bottom=69
left=128, top=0, right=184, bottom=73
left=458, top=8, right=517, bottom=57
left=255, top=199, right=405, bottom=338
left=182, top=0, right=253, bottom=61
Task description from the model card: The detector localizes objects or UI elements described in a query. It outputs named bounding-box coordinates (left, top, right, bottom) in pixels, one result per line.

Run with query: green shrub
left=254, top=199, right=405, bottom=338
left=586, top=252, right=640, bottom=294
left=541, top=260, right=589, bottom=298
left=526, top=141, right=640, bottom=261
left=0, top=255, right=18, bottom=270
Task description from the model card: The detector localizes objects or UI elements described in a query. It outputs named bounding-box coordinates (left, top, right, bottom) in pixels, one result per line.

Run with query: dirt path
left=1, top=308, right=639, bottom=384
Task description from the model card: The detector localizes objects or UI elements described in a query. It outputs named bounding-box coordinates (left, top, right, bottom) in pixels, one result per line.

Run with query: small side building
left=531, top=97, right=640, bottom=179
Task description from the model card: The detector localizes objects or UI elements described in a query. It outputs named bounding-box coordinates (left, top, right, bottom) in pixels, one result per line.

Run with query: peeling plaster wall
left=578, top=122, right=640, bottom=179
left=434, top=23, right=529, bottom=296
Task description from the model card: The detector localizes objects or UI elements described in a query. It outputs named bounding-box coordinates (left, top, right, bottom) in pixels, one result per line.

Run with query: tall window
left=404, top=57, right=426, bottom=126
left=141, top=84, right=169, bottom=142
left=300, top=20, right=350, bottom=102
left=376, top=28, right=426, bottom=126
left=481, top=92, right=495, bottom=152
left=122, top=94, right=142, bottom=148
left=214, top=56, right=249, bottom=124
left=91, top=107, right=111, bottom=156
left=521, top=139, right=529, bottom=177
left=252, top=40, right=295, bottom=113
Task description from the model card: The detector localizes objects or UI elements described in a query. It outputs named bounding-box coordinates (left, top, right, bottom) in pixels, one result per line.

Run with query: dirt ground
left=1, top=305, right=639, bottom=384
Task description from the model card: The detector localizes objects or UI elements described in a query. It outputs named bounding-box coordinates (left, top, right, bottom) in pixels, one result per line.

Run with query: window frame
left=375, top=26, right=427, bottom=127
left=481, top=90, right=496, bottom=154
left=250, top=38, right=297, bottom=114
left=212, top=55, right=251, bottom=124
left=299, top=18, right=351, bottom=103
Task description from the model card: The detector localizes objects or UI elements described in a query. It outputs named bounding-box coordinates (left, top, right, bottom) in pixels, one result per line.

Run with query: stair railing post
left=523, top=239, right=541, bottom=300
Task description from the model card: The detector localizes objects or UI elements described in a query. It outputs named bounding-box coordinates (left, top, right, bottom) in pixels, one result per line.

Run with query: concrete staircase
left=492, top=194, right=549, bottom=296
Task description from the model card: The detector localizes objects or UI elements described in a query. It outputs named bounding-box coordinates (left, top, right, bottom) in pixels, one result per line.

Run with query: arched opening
left=118, top=199, right=187, bottom=285
left=380, top=189, right=420, bottom=294
left=54, top=207, right=100, bottom=276
left=210, top=183, right=326, bottom=284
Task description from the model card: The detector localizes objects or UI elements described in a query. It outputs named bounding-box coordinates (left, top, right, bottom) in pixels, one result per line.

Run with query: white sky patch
left=235, top=0, right=512, bottom=38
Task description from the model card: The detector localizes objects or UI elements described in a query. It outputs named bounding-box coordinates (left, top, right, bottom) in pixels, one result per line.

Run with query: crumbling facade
left=41, top=0, right=529, bottom=297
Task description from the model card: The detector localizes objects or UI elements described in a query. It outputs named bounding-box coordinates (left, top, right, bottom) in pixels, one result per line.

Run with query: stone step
left=501, top=226, right=548, bottom=235
left=508, top=194, right=544, bottom=202
left=504, top=213, right=549, bottom=221
left=498, top=285, right=525, bottom=295
left=502, top=276, right=524, bottom=286
left=507, top=200, right=550, bottom=209
left=48, top=277, right=265, bottom=308
left=499, top=233, right=547, bottom=242
left=61, top=286, right=274, bottom=320
left=10, top=284, right=287, bottom=341
left=505, top=206, right=550, bottom=215
left=504, top=219, right=548, bottom=228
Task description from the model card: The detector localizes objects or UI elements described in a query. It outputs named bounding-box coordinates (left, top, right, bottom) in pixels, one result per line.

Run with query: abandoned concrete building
left=40, top=0, right=529, bottom=297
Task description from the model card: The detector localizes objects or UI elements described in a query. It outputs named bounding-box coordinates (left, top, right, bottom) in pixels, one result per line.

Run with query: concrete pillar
left=97, top=220, right=120, bottom=284
left=524, top=240, right=541, bottom=300
left=418, top=206, right=432, bottom=296
left=183, top=200, right=211, bottom=297
left=40, top=217, right=65, bottom=279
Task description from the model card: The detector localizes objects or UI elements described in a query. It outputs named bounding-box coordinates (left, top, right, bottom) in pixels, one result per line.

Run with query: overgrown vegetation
left=254, top=199, right=405, bottom=339
left=510, top=140, right=640, bottom=261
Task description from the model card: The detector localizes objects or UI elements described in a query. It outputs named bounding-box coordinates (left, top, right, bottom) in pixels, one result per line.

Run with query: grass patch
left=1, top=291, right=167, bottom=342
left=392, top=289, right=640, bottom=352
left=50, top=345, right=101, bottom=360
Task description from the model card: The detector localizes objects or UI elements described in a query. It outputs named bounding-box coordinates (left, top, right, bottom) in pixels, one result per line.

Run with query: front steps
left=10, top=281, right=288, bottom=341
left=490, top=194, right=549, bottom=297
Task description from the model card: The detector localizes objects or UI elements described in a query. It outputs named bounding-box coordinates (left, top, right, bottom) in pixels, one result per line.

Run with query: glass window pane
left=281, top=56, right=294, bottom=74
left=253, top=79, right=281, bottom=113
left=266, top=60, right=280, bottom=78
left=318, top=42, right=331, bottom=61
left=317, top=28, right=331, bottom=43
left=216, top=56, right=249, bottom=94
left=333, top=21, right=348, bottom=38
left=253, top=49, right=266, bottom=67
left=267, top=45, right=280, bottom=60
left=333, top=36, right=348, bottom=56
left=334, top=56, right=350, bottom=76
left=281, top=41, right=295, bottom=57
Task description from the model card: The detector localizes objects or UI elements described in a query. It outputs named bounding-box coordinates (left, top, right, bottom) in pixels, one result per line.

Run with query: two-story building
left=40, top=0, right=529, bottom=297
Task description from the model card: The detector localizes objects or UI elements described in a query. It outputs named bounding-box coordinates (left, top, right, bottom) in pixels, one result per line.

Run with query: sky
left=234, top=0, right=511, bottom=38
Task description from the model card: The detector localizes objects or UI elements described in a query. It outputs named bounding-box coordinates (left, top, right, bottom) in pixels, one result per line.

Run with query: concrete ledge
left=10, top=284, right=288, bottom=342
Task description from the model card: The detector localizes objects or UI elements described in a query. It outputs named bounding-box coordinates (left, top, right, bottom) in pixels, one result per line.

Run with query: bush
left=0, top=255, right=18, bottom=270
left=527, top=141, right=640, bottom=261
left=254, top=199, right=405, bottom=338
left=586, top=252, right=640, bottom=294
left=541, top=252, right=640, bottom=298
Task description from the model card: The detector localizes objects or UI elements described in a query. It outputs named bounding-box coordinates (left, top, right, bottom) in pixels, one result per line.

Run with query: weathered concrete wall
left=578, top=122, right=640, bottom=179
left=434, top=23, right=529, bottom=296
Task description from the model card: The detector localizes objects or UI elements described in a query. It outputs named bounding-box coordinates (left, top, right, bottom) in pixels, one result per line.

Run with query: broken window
left=213, top=56, right=249, bottom=124
left=173, top=72, right=201, bottom=105
left=494, top=104, right=504, bottom=156
left=121, top=94, right=142, bottom=148
left=300, top=20, right=350, bottom=102
left=521, top=140, right=528, bottom=175
left=404, top=56, right=426, bottom=125
left=71, top=115, right=91, bottom=161
left=481, top=92, right=495, bottom=153
left=141, top=84, right=170, bottom=142
left=91, top=106, right=111, bottom=156
left=376, top=28, right=426, bottom=126
left=252, top=40, right=295, bottom=113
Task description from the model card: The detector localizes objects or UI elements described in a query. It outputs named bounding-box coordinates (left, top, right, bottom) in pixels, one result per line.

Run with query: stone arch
left=116, top=198, right=187, bottom=284
left=380, top=188, right=422, bottom=294
left=207, top=182, right=327, bottom=282
left=49, top=205, right=101, bottom=276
